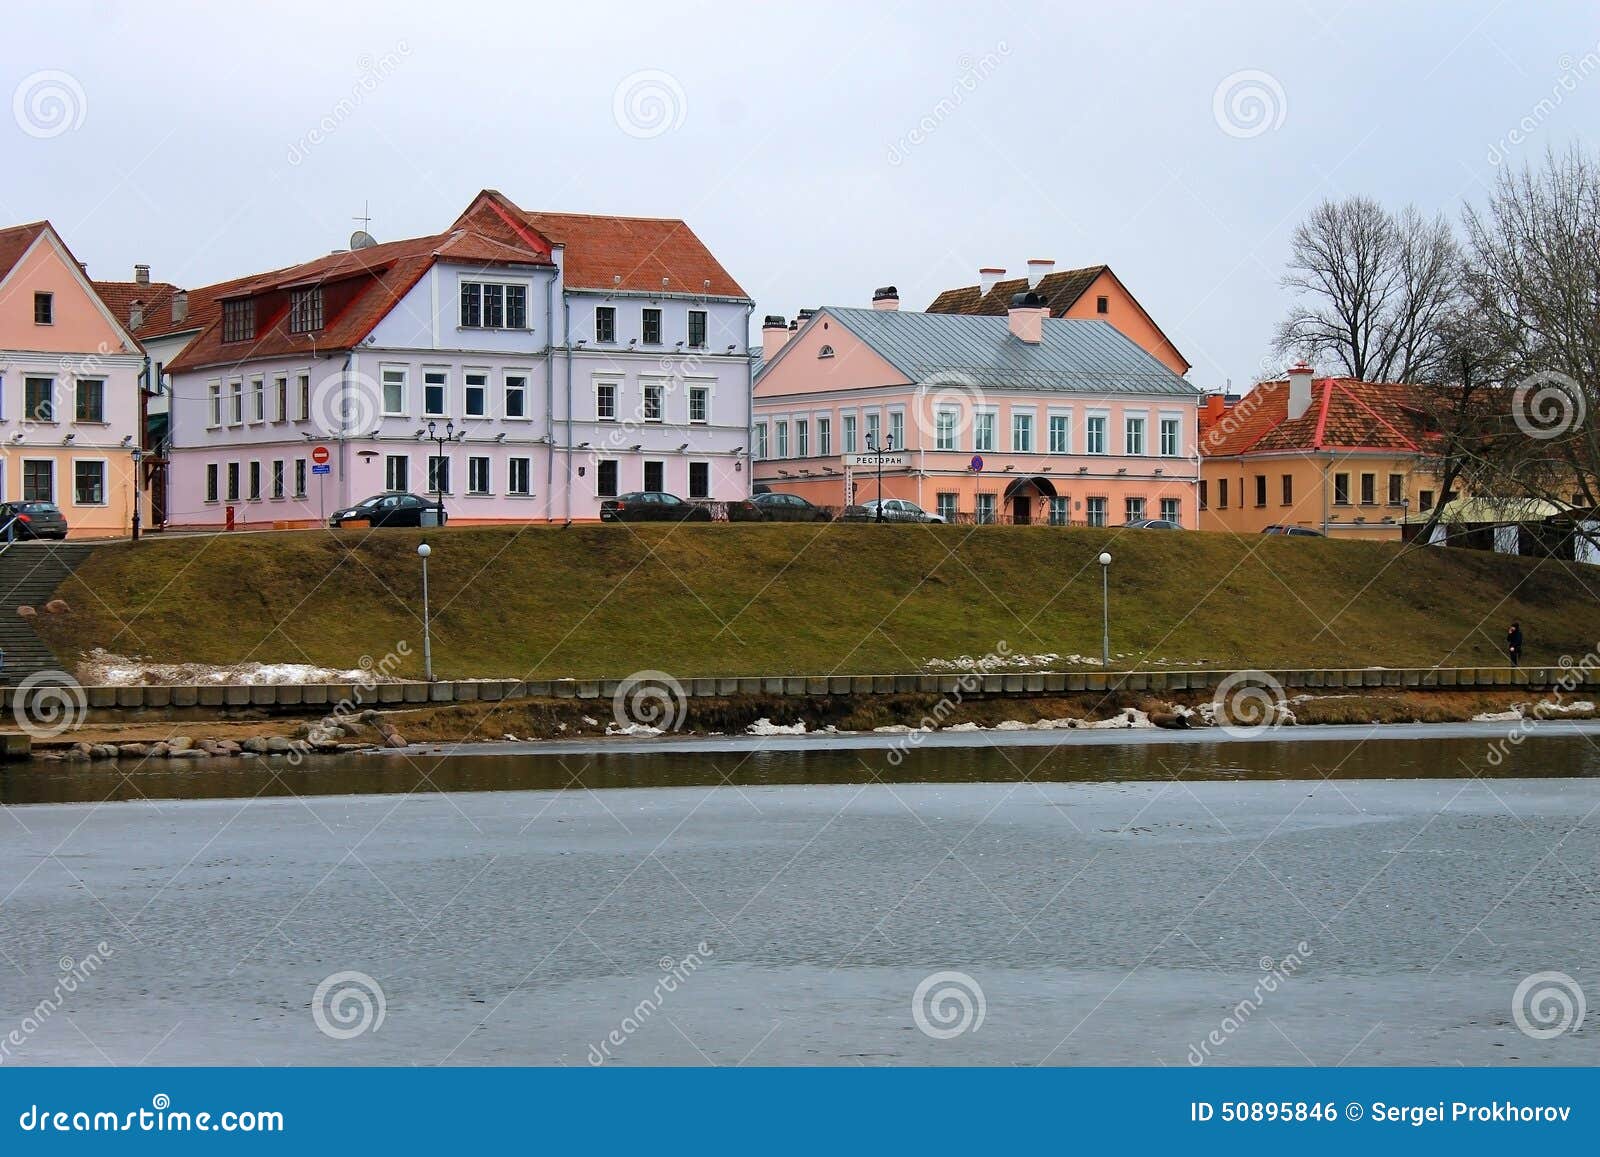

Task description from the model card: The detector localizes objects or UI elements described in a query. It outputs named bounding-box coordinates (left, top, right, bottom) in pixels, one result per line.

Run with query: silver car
left=844, top=498, right=945, bottom=524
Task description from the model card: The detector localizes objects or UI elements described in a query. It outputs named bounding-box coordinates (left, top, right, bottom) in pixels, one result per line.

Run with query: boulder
left=149, top=742, right=171, bottom=758
left=90, top=744, right=119, bottom=760
left=264, top=736, right=295, bottom=754
left=62, top=747, right=90, bottom=762
left=170, top=748, right=209, bottom=759
left=241, top=737, right=270, bottom=754
left=167, top=736, right=195, bottom=752
left=43, top=599, right=70, bottom=615
left=1150, top=712, right=1191, bottom=730
left=15, top=605, right=36, bottom=619
left=118, top=743, right=151, bottom=757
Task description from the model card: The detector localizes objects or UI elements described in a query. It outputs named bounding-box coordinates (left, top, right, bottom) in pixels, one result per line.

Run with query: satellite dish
left=350, top=230, right=378, bottom=250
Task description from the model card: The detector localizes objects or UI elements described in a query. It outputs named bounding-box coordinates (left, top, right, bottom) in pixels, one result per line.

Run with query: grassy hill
left=36, top=523, right=1600, bottom=681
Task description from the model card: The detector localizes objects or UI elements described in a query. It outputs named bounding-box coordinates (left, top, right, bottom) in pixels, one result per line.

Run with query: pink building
left=752, top=289, right=1202, bottom=525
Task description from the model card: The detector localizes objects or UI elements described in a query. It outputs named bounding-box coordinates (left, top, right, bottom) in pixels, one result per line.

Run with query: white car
left=844, top=498, right=945, bottom=524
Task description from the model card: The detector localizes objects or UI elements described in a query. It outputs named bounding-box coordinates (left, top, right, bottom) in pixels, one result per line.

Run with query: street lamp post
left=1098, top=551, right=1112, bottom=668
left=427, top=419, right=455, bottom=523
left=865, top=431, right=894, bottom=522
left=129, top=447, right=144, bottom=543
left=417, top=542, right=434, bottom=682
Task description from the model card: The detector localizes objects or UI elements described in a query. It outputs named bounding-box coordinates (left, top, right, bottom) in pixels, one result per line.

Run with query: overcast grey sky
left=6, top=0, right=1598, bottom=387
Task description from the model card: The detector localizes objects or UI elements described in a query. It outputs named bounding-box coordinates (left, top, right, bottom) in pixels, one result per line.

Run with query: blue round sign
left=969, top=455, right=984, bottom=473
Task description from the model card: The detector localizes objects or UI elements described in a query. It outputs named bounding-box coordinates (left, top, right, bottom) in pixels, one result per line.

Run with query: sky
left=5, top=0, right=1599, bottom=390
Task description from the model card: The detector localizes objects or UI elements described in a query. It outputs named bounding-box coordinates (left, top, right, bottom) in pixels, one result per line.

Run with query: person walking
left=1507, top=621, right=1524, bottom=667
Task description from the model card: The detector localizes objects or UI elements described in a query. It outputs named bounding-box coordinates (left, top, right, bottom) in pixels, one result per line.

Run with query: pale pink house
left=752, top=288, right=1203, bottom=525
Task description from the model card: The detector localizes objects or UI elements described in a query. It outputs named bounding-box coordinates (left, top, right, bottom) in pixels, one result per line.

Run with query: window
left=1049, top=414, right=1069, bottom=454
left=866, top=412, right=881, bottom=447
left=505, top=285, right=527, bottom=329
left=889, top=411, right=904, bottom=449
left=424, top=370, right=447, bottom=416
left=754, top=422, right=768, bottom=459
left=1125, top=415, right=1146, bottom=455
left=595, top=306, right=615, bottom=343
left=1161, top=497, right=1181, bottom=525
left=642, top=308, right=662, bottom=344
left=229, top=380, right=243, bottom=425
left=385, top=455, right=408, bottom=492
left=427, top=455, right=451, bottom=495
left=597, top=460, right=619, bottom=497
left=818, top=345, right=835, bottom=358
left=1199, top=480, right=1208, bottom=510
left=843, top=414, right=857, bottom=453
left=596, top=381, right=617, bottom=420
left=1012, top=411, right=1034, bottom=453
left=644, top=460, right=664, bottom=492
left=24, top=377, right=53, bottom=422
left=934, top=409, right=957, bottom=451
left=468, top=456, right=491, bottom=495
left=294, top=459, right=307, bottom=497
left=937, top=492, right=959, bottom=521
left=689, top=461, right=710, bottom=499
left=74, top=461, right=106, bottom=505
left=504, top=373, right=528, bottom=419
left=33, top=292, right=52, bottom=325
left=1086, top=496, right=1107, bottom=527
left=689, top=385, right=709, bottom=424
left=1333, top=472, right=1350, bottom=505
left=221, top=300, right=254, bottom=342
left=250, top=378, right=264, bottom=422
left=688, top=310, right=707, bottom=349
left=22, top=461, right=53, bottom=502
left=1282, top=474, right=1293, bottom=506
left=1360, top=473, right=1375, bottom=505
left=1049, top=496, right=1070, bottom=525
left=1254, top=475, right=1267, bottom=507
left=642, top=382, right=663, bottom=422
left=465, top=372, right=488, bottom=418
left=1388, top=473, right=1404, bottom=505
left=75, top=379, right=105, bottom=422
left=226, top=462, right=240, bottom=502
left=796, top=419, right=809, bottom=457
left=459, top=282, right=526, bottom=329
left=776, top=420, right=789, bottom=458
left=275, top=376, right=288, bottom=421
left=508, top=458, right=531, bottom=496
left=382, top=367, right=407, bottom=415
left=272, top=460, right=285, bottom=499
left=209, top=382, right=222, bottom=427
left=297, top=375, right=310, bottom=421
left=1218, top=478, right=1229, bottom=509
left=1159, top=416, right=1180, bottom=457
left=973, top=410, right=995, bottom=452
left=206, top=463, right=219, bottom=503
left=1126, top=497, right=1146, bottom=522
left=1086, top=414, right=1106, bottom=454
left=288, top=288, right=323, bottom=333
left=248, top=461, right=261, bottom=500
left=1096, top=295, right=1109, bottom=315
left=1419, top=489, right=1435, bottom=511
left=975, top=493, right=996, bottom=524
left=817, top=416, right=831, bottom=456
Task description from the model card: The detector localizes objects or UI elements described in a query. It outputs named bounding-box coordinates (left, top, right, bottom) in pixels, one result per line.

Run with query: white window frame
left=250, top=377, right=265, bottom=423
left=1011, top=407, right=1036, bottom=454
left=380, top=365, right=409, bottom=417
left=1048, top=410, right=1071, bottom=455
left=422, top=367, right=449, bottom=418
left=888, top=407, right=905, bottom=450
left=816, top=414, right=832, bottom=457
left=385, top=454, right=408, bottom=492
left=228, top=380, right=244, bottom=426
left=1159, top=412, right=1183, bottom=457
left=1160, top=496, right=1181, bottom=525
left=688, top=383, right=711, bottom=424
left=508, top=457, right=532, bottom=496
left=297, top=374, right=311, bottom=421
left=467, top=455, right=491, bottom=495
left=459, top=278, right=530, bottom=331
left=935, top=408, right=958, bottom=451
left=463, top=369, right=490, bottom=419
left=1085, top=411, right=1109, bottom=455
left=595, top=378, right=620, bottom=422
left=641, top=379, right=665, bottom=423
left=841, top=411, right=858, bottom=454
left=503, top=369, right=531, bottom=420
left=274, top=376, right=289, bottom=422
left=972, top=407, right=996, bottom=453
left=754, top=421, right=768, bottom=460
left=207, top=381, right=222, bottom=428
left=70, top=457, right=108, bottom=507
left=593, top=305, right=617, bottom=344
left=1124, top=411, right=1148, bottom=457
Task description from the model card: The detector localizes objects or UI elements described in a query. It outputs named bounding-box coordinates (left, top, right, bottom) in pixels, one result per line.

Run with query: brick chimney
left=871, top=285, right=899, bottom=311
left=1287, top=361, right=1314, bottom=420
left=1026, top=258, right=1055, bottom=288
left=171, top=290, right=189, bottom=325
left=762, top=315, right=790, bottom=360
left=134, top=263, right=151, bottom=285
left=979, top=267, right=1005, bottom=296
left=1008, top=291, right=1048, bottom=344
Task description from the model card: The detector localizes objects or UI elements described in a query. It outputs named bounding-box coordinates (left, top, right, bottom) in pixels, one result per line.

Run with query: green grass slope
left=37, top=524, right=1600, bottom=680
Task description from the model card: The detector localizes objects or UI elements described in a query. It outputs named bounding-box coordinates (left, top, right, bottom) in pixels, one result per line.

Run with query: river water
left=1, top=724, right=1597, bottom=1066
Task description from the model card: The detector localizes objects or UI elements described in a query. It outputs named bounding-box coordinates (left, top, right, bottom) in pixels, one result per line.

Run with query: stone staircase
left=0, top=541, right=96, bottom=684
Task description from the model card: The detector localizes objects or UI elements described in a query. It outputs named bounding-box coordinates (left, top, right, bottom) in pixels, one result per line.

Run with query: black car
left=1261, top=524, right=1324, bottom=537
left=328, top=493, right=445, bottom=528
left=748, top=492, right=834, bottom=523
left=0, top=501, right=69, bottom=540
left=599, top=492, right=713, bottom=523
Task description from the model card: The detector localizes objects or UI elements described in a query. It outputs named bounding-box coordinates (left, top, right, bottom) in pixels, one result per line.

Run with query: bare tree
left=1274, top=196, right=1462, bottom=382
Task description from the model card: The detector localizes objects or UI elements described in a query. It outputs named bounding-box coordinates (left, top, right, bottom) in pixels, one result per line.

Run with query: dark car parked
left=747, top=492, right=834, bottom=523
left=0, top=501, right=69, bottom=540
left=599, top=492, right=713, bottom=523
left=328, top=493, right=445, bottom=528
left=1123, top=518, right=1182, bottom=530
left=1261, top=524, right=1324, bottom=537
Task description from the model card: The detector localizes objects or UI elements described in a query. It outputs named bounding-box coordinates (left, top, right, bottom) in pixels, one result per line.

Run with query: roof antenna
left=350, top=200, right=377, bottom=250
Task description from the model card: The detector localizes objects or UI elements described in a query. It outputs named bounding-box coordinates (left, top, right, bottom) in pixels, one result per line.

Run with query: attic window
left=33, top=292, right=53, bottom=325
left=221, top=299, right=255, bottom=343
left=1096, top=295, right=1109, bottom=315
left=288, top=288, right=324, bottom=334
left=817, top=345, right=835, bottom=359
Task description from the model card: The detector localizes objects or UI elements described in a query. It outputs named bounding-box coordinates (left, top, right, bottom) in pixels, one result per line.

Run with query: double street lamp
left=427, top=419, right=455, bottom=522
left=864, top=431, right=894, bottom=522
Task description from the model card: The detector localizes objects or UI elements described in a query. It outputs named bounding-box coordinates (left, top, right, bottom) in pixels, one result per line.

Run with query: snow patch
left=77, top=648, right=406, bottom=687
left=746, top=718, right=807, bottom=736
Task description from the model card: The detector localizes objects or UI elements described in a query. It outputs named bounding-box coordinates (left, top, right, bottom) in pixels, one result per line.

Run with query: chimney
left=871, top=285, right=899, bottom=311
left=134, top=263, right=151, bottom=285
left=129, top=300, right=144, bottom=330
left=78, top=261, right=89, bottom=275
left=1287, top=361, right=1314, bottom=420
left=762, top=314, right=790, bottom=360
left=979, top=267, right=1005, bottom=297
left=1007, top=291, right=1048, bottom=344
left=1026, top=258, right=1055, bottom=288
left=171, top=290, right=189, bottom=325
left=1205, top=393, right=1227, bottom=422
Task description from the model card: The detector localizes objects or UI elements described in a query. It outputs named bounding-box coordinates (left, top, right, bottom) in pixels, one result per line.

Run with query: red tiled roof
left=1201, top=377, right=1431, bottom=457
left=92, top=278, right=183, bottom=332
left=928, top=265, right=1107, bottom=315
left=457, top=189, right=748, bottom=298
left=0, top=221, right=50, bottom=283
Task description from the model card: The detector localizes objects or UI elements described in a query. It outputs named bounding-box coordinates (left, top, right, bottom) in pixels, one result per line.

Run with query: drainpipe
left=544, top=273, right=554, bottom=520
left=341, top=351, right=355, bottom=510
left=563, top=289, right=574, bottom=522
left=744, top=301, right=754, bottom=497
left=1321, top=456, right=1330, bottom=536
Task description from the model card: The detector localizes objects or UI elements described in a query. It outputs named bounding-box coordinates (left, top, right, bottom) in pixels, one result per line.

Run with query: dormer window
left=221, top=299, right=255, bottom=342
left=817, top=344, right=835, bottom=358
left=460, top=281, right=528, bottom=330
left=1096, top=295, right=1109, bottom=314
left=33, top=292, right=53, bottom=324
left=288, top=289, right=324, bottom=334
